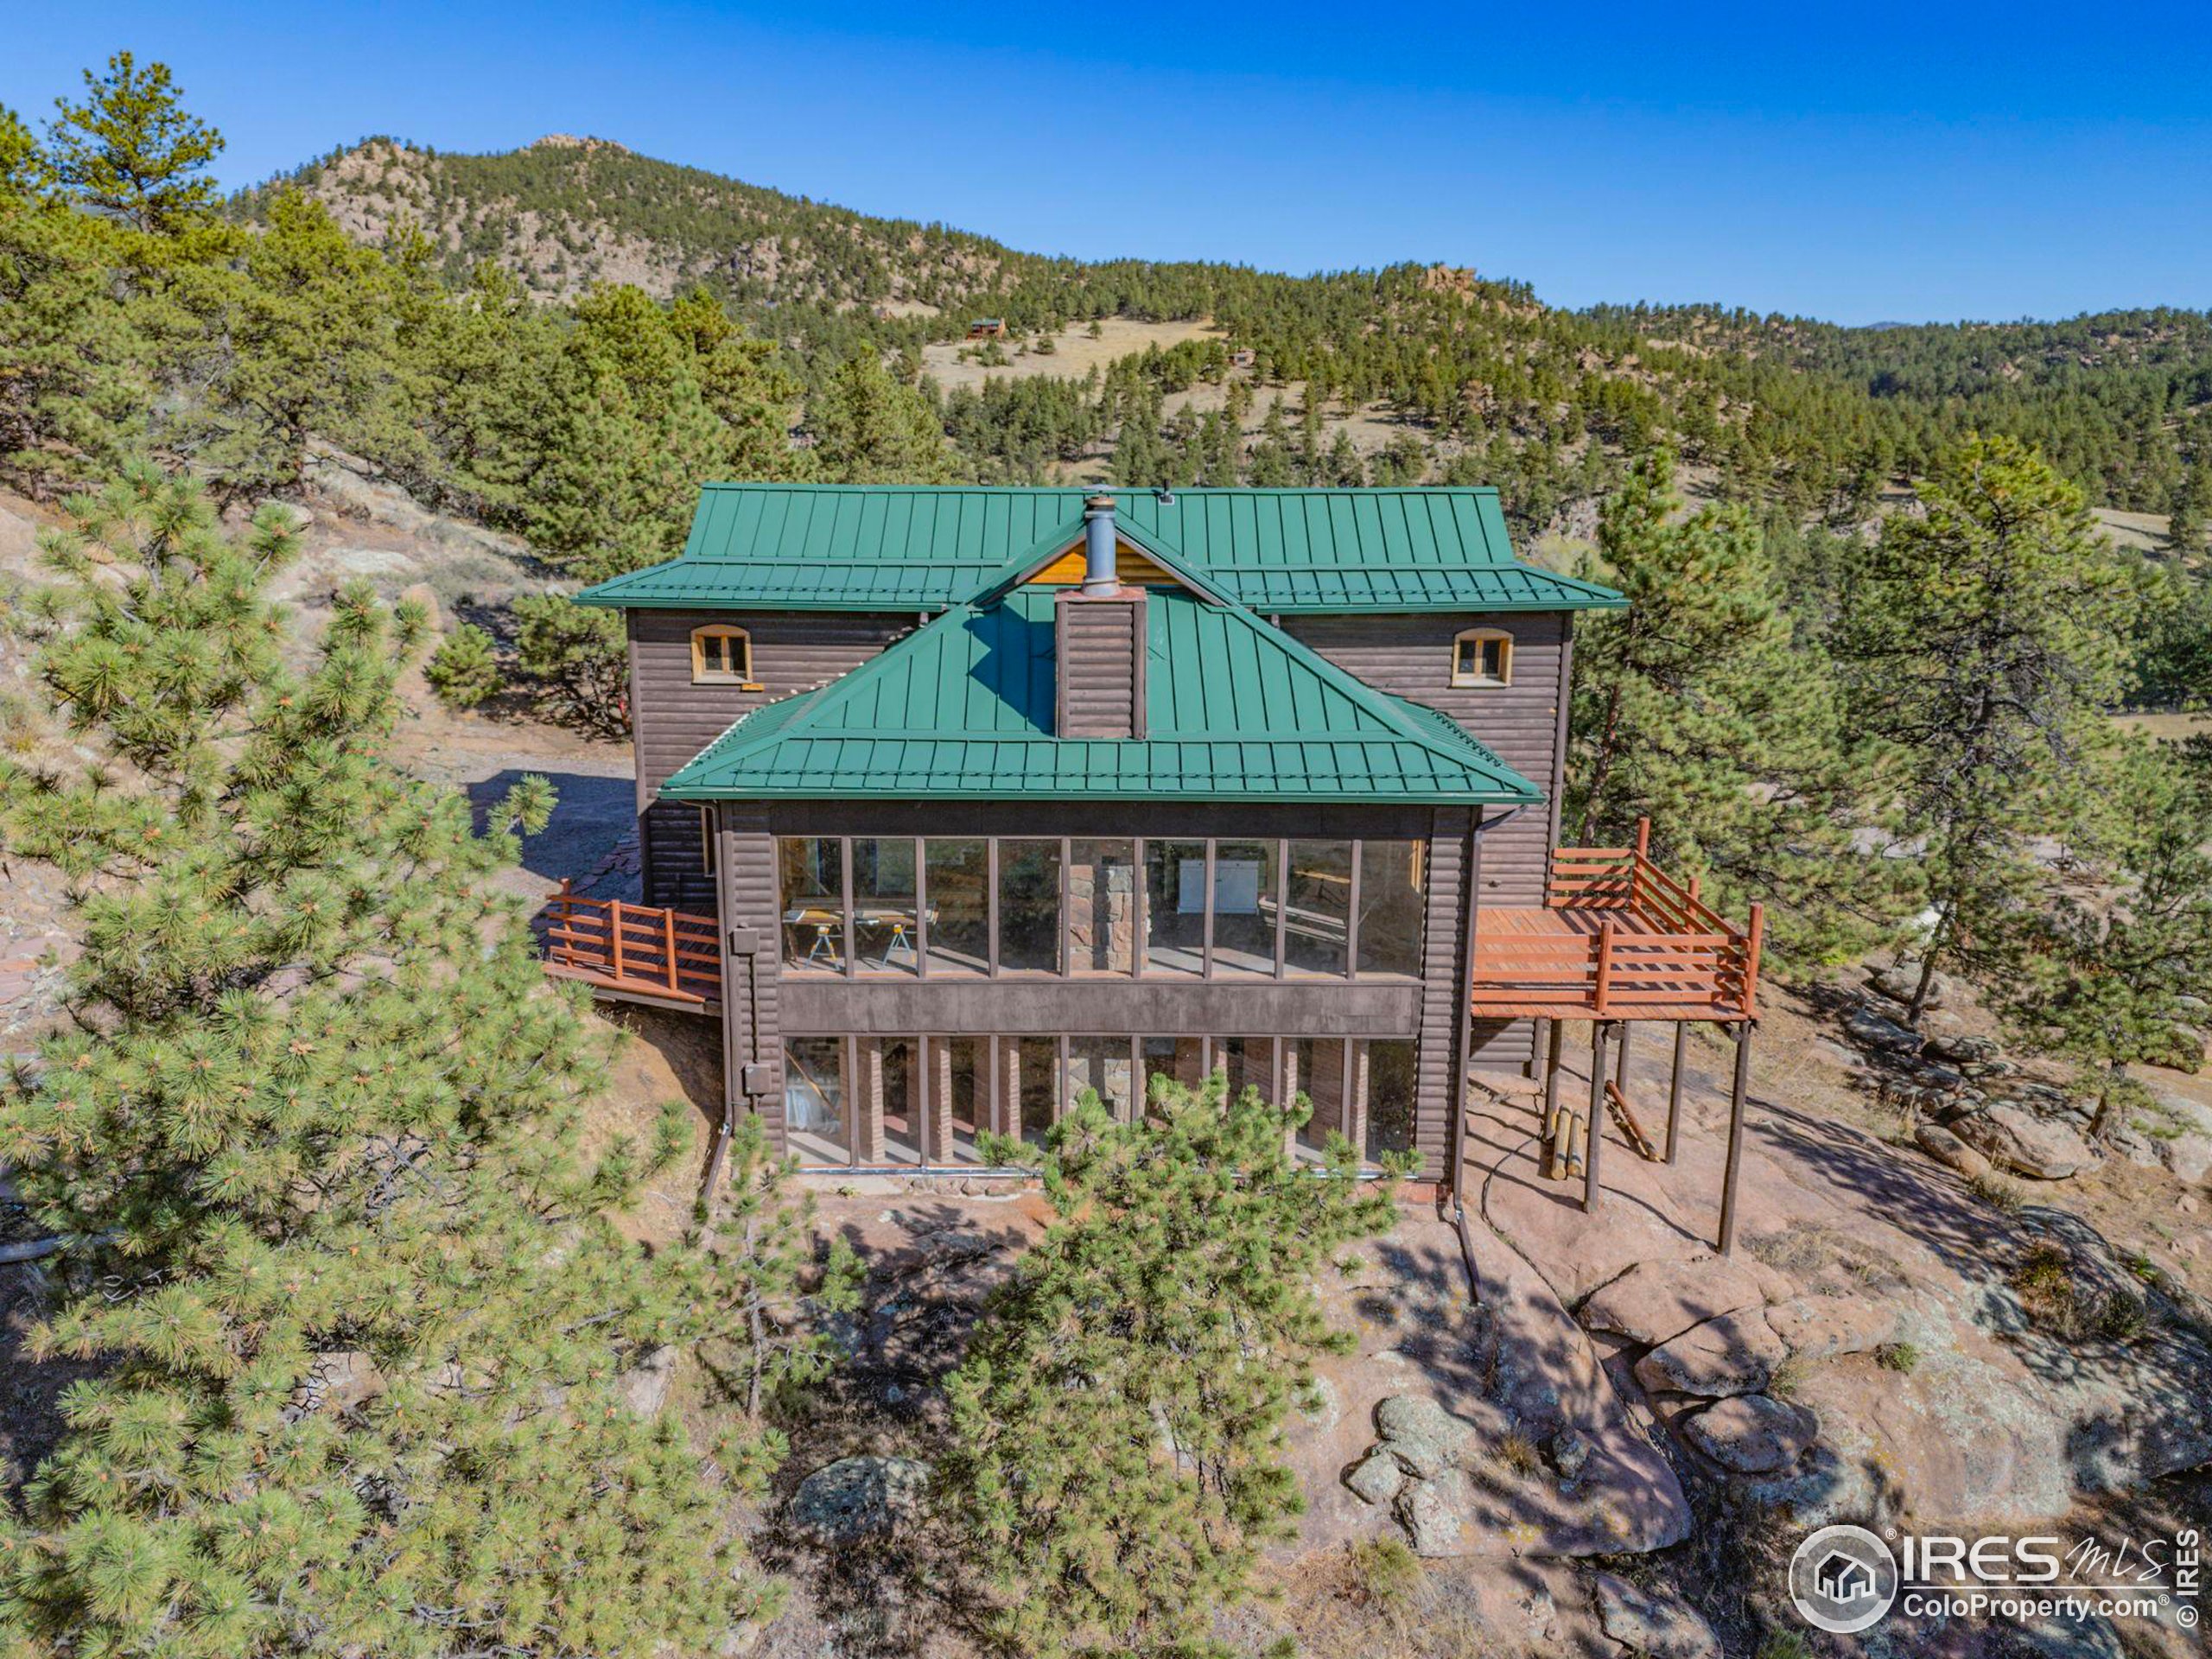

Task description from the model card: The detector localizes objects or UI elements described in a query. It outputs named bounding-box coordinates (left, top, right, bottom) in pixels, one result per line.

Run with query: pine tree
left=41, top=52, right=234, bottom=262
left=1568, top=452, right=1894, bottom=960
left=1998, top=739, right=2212, bottom=1141
left=940, top=1076, right=1402, bottom=1659
left=0, top=104, right=148, bottom=493
left=0, top=467, right=837, bottom=1657
left=808, top=353, right=952, bottom=483
left=423, top=620, right=501, bottom=709
left=1838, top=435, right=2139, bottom=1020
left=2170, top=461, right=2207, bottom=556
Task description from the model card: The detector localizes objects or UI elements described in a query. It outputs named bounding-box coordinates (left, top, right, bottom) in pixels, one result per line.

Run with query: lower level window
left=785, top=1037, right=849, bottom=1164
left=1364, top=1039, right=1417, bottom=1160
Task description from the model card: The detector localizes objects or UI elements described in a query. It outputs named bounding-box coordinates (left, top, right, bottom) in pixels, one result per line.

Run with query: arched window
left=690, top=624, right=753, bottom=686
left=1452, top=627, right=1513, bottom=688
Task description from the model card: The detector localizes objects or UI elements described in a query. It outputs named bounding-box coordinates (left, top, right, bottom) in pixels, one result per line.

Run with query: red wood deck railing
left=542, top=882, right=723, bottom=1007
left=1470, top=820, right=1763, bottom=1021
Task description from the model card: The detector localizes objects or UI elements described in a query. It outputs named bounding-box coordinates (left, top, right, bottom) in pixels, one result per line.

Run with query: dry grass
left=1249, top=1547, right=1522, bottom=1659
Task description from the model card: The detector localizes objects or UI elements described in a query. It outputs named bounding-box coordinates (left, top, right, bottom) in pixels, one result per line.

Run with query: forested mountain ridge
left=242, top=135, right=2212, bottom=520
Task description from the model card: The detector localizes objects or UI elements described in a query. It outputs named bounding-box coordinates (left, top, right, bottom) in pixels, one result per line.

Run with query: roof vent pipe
left=1081, top=493, right=1117, bottom=595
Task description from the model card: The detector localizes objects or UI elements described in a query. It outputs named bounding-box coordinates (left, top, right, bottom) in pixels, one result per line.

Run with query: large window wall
left=781, top=1033, right=1417, bottom=1170
left=778, top=835, right=1426, bottom=982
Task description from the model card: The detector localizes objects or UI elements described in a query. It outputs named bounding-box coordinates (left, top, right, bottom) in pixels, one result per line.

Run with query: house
left=966, top=318, right=1007, bottom=339
left=1814, top=1551, right=1874, bottom=1605
left=549, top=486, right=1763, bottom=1242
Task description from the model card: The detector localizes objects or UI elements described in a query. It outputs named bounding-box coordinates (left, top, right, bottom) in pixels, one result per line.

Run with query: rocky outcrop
left=1916, top=1121, right=1993, bottom=1180
left=789, top=1455, right=931, bottom=1544
left=1372, top=1394, right=1476, bottom=1477
left=1592, top=1572, right=1723, bottom=1659
left=1577, top=1256, right=1772, bottom=1348
left=1842, top=1005, right=1922, bottom=1055
left=1681, top=1394, right=1816, bottom=1474
left=1955, top=1103, right=2095, bottom=1179
left=1634, top=1310, right=1784, bottom=1398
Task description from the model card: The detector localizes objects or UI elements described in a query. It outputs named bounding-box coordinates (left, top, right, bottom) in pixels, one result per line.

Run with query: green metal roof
left=572, top=485, right=1624, bottom=615
left=659, top=587, right=1541, bottom=804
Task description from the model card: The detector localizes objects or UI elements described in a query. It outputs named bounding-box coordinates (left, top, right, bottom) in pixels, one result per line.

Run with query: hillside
left=244, top=136, right=2212, bottom=520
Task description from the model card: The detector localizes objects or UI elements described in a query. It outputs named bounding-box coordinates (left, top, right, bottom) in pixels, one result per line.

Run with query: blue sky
left=10, top=3, right=2212, bottom=324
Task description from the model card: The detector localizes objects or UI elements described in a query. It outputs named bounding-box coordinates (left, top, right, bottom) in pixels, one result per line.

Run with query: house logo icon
left=1789, top=1525, right=1899, bottom=1634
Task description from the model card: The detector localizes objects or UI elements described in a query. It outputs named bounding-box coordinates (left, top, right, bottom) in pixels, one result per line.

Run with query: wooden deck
left=1470, top=824, right=1761, bottom=1023
left=542, top=884, right=721, bottom=1011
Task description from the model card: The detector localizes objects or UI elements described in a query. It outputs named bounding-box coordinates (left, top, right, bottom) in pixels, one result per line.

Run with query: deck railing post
left=609, top=899, right=625, bottom=982
left=662, top=906, right=678, bottom=994
left=1592, top=920, right=1613, bottom=1016
left=1742, top=904, right=1765, bottom=1019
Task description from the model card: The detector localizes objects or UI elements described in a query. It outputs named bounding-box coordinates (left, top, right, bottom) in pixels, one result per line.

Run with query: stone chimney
left=1055, top=493, right=1147, bottom=740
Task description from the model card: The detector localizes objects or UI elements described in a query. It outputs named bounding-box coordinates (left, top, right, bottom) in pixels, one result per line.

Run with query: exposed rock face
left=1844, top=1005, right=1922, bottom=1054
left=1870, top=962, right=1949, bottom=1008
left=1592, top=1572, right=1723, bottom=1659
left=1682, top=1394, right=1817, bottom=1474
left=1577, top=1256, right=1770, bottom=1348
left=1395, top=1466, right=1479, bottom=1556
left=1955, top=1103, right=2095, bottom=1179
left=1344, top=1448, right=1404, bottom=1506
left=619, top=1344, right=676, bottom=1418
left=789, top=1455, right=931, bottom=1544
left=1916, top=1122, right=1993, bottom=1180
left=1923, top=1033, right=1999, bottom=1065
left=1373, top=1394, right=1475, bottom=1477
left=1762, top=1295, right=1896, bottom=1362
left=1634, top=1310, right=1785, bottom=1398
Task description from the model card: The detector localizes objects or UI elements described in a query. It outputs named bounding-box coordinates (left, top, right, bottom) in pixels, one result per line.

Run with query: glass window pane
left=1015, top=1036, right=1058, bottom=1145
left=880, top=1038, right=920, bottom=1164
left=853, top=838, right=919, bottom=974
left=1291, top=1038, right=1351, bottom=1160
left=1284, top=841, right=1353, bottom=976
left=1213, top=1036, right=1276, bottom=1104
left=1211, top=840, right=1278, bottom=977
left=1357, top=841, right=1425, bottom=976
left=998, top=840, right=1063, bottom=971
left=1067, top=840, right=1136, bottom=975
left=1141, top=1035, right=1206, bottom=1114
left=785, top=1038, right=849, bottom=1164
left=1365, top=1039, right=1418, bottom=1161
left=779, top=837, right=843, bottom=972
left=1067, top=1037, right=1135, bottom=1120
left=1144, top=840, right=1207, bottom=976
left=924, top=840, right=988, bottom=974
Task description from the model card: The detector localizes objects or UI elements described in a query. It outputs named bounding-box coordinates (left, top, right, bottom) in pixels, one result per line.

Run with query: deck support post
left=1718, top=1022, right=1753, bottom=1255
left=1613, top=1020, right=1633, bottom=1090
left=1665, top=1020, right=1687, bottom=1165
left=1583, top=1020, right=1611, bottom=1214
left=1541, top=1017, right=1565, bottom=1163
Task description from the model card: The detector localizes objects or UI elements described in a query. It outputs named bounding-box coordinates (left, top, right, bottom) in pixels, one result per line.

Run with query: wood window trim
left=690, top=624, right=761, bottom=688
left=1450, top=626, right=1514, bottom=689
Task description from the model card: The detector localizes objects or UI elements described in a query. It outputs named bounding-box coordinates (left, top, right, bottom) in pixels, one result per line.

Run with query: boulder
left=1577, top=1256, right=1770, bottom=1348
left=1843, top=1006, right=1921, bottom=1055
left=1547, top=1427, right=1592, bottom=1481
left=1923, top=1033, right=1999, bottom=1065
left=1344, top=1448, right=1405, bottom=1506
left=789, top=1455, right=931, bottom=1545
left=308, top=1350, right=385, bottom=1411
left=1870, top=962, right=1948, bottom=1008
left=1634, top=1311, right=1785, bottom=1398
left=1762, top=1296, right=1897, bottom=1362
left=1681, top=1394, right=1817, bottom=1474
left=1955, top=1103, right=2095, bottom=1179
left=1592, top=1572, right=1723, bottom=1659
left=1374, top=1395, right=1475, bottom=1477
left=619, top=1344, right=676, bottom=1418
left=1395, top=1467, right=1478, bottom=1556
left=1916, top=1122, right=1994, bottom=1182
left=2163, top=1133, right=2212, bottom=1187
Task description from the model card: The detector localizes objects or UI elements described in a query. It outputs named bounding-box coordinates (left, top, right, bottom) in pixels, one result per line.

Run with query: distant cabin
left=966, top=318, right=1007, bottom=339
left=1229, top=347, right=1256, bottom=368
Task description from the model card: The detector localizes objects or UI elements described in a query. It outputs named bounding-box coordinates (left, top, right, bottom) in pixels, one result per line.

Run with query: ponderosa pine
left=940, top=1077, right=1402, bottom=1659
left=0, top=465, right=841, bottom=1658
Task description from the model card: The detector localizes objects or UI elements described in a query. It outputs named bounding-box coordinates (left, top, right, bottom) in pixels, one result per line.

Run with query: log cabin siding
left=715, top=804, right=785, bottom=1147
left=630, top=610, right=912, bottom=908
left=1283, top=612, right=1567, bottom=906
left=1413, top=808, right=1473, bottom=1173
